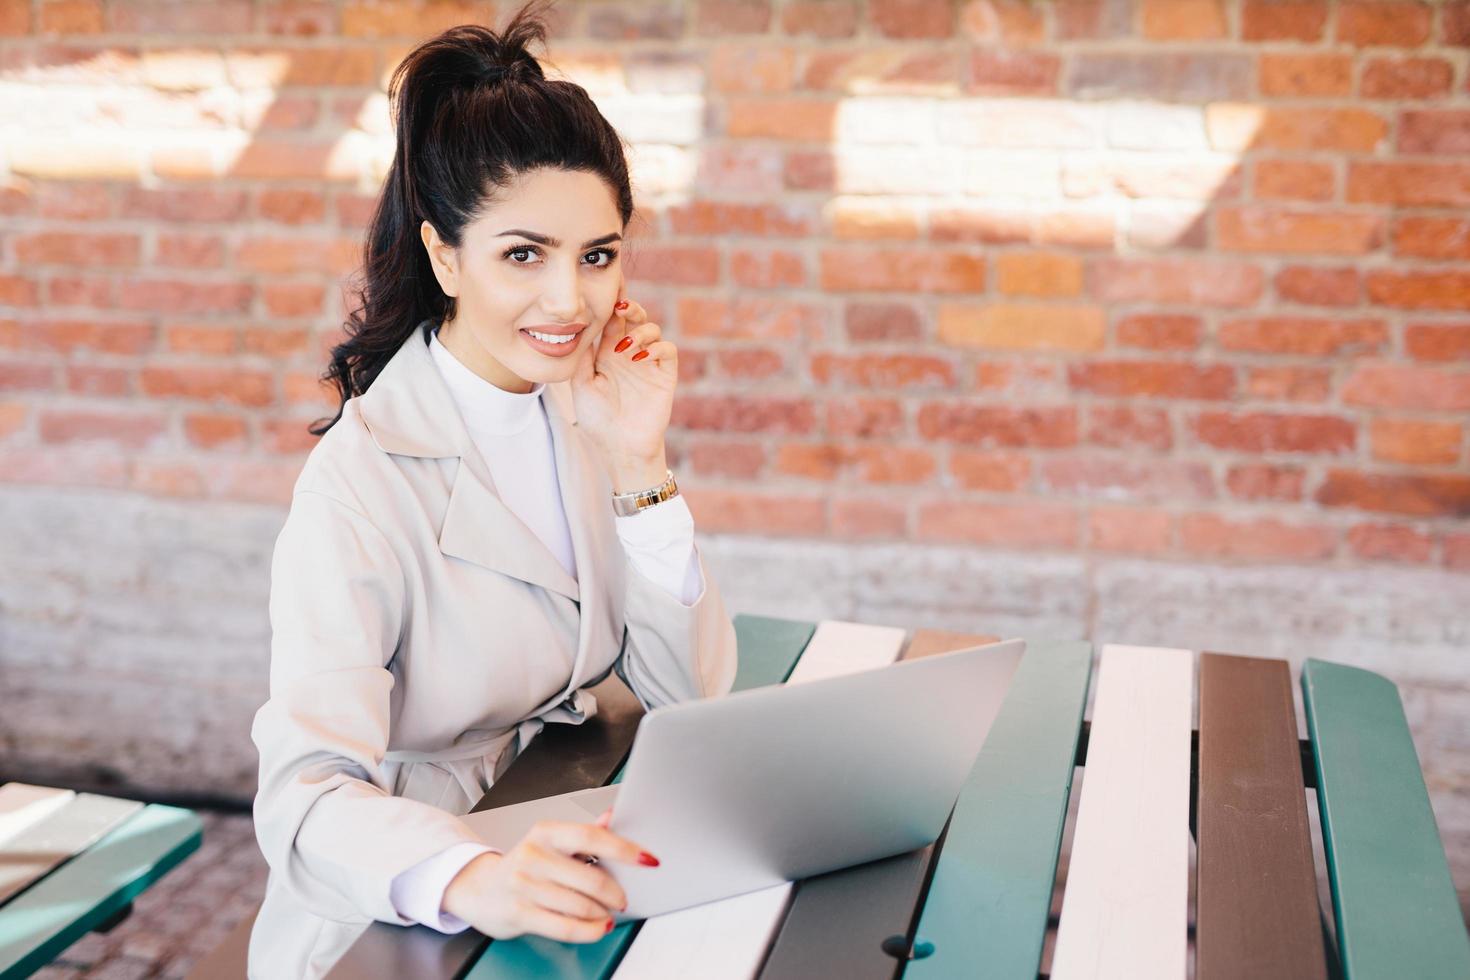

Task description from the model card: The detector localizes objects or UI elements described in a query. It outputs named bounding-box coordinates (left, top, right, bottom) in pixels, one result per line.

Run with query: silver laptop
left=461, top=637, right=1025, bottom=921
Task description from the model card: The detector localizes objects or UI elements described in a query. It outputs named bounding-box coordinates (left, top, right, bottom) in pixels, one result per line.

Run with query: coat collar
left=357, top=322, right=622, bottom=702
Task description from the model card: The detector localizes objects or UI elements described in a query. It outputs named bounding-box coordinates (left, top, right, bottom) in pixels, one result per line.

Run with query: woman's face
left=422, top=167, right=624, bottom=393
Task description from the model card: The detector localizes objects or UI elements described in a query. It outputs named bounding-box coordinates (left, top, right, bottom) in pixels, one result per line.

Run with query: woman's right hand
left=441, top=809, right=658, bottom=942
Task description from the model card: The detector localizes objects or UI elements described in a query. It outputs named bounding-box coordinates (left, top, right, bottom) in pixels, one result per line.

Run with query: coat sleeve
left=250, top=490, right=488, bottom=925
left=612, top=499, right=738, bottom=711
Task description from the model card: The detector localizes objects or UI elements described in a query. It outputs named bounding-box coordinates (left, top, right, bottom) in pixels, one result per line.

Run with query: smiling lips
left=520, top=326, right=585, bottom=357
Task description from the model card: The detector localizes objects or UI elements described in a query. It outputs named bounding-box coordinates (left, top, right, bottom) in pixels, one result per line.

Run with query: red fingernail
left=638, top=851, right=660, bottom=867
left=605, top=919, right=615, bottom=933
left=631, top=350, right=649, bottom=362
left=615, top=300, right=629, bottom=310
left=613, top=336, right=631, bottom=353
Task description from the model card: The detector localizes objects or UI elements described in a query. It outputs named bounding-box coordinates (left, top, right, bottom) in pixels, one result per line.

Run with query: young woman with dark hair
left=247, top=4, right=738, bottom=975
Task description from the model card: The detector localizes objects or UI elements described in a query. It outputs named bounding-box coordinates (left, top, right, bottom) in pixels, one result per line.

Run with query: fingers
left=522, top=876, right=619, bottom=920
left=530, top=820, right=655, bottom=867
left=526, top=843, right=629, bottom=913
left=595, top=807, right=612, bottom=828
left=612, top=320, right=661, bottom=357
left=515, top=903, right=613, bottom=944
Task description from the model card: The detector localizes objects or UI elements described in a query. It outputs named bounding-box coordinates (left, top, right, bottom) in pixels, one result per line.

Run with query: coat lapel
left=358, top=321, right=580, bottom=602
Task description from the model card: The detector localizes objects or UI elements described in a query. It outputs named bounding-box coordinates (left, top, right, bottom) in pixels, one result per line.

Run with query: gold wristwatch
left=610, top=468, right=680, bottom=516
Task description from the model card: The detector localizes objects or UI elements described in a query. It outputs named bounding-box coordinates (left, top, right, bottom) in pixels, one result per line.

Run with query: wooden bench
left=207, top=614, right=1470, bottom=979
left=0, top=785, right=202, bottom=979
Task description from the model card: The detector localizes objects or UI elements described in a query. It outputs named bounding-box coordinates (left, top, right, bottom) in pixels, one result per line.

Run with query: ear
left=420, top=220, right=458, bottom=297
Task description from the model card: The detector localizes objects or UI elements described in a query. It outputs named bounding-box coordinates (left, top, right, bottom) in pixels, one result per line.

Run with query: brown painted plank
left=757, top=630, right=999, bottom=980
left=1196, top=653, right=1327, bottom=980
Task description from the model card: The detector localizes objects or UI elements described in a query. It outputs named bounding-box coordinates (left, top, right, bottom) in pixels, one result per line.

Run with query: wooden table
left=0, top=787, right=202, bottom=979
left=295, top=613, right=1469, bottom=979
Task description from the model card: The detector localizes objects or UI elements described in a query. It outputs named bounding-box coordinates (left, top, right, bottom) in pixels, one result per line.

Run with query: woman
left=247, top=4, right=739, bottom=976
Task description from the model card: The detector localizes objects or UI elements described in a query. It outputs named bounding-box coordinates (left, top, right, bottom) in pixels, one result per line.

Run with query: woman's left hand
left=570, top=292, right=677, bottom=467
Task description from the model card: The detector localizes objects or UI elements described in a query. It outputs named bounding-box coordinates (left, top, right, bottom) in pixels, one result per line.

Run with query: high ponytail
left=311, top=0, right=635, bottom=435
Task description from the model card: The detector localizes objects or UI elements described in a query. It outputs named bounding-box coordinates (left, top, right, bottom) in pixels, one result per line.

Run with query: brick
left=117, top=280, right=252, bottom=315
left=1226, top=463, right=1306, bottom=501
left=1054, top=0, right=1134, bottom=39
left=1274, top=265, right=1360, bottom=306
left=826, top=397, right=904, bottom=438
left=937, top=304, right=1106, bottom=352
left=1116, top=314, right=1202, bottom=351
left=1317, top=470, right=1470, bottom=517
left=1180, top=514, right=1336, bottom=561
left=156, top=232, right=225, bottom=269
left=1336, top=1, right=1432, bottom=47
left=1444, top=532, right=1470, bottom=570
left=1242, top=0, right=1327, bottom=40
left=685, top=438, right=767, bottom=479
left=1069, top=361, right=1236, bottom=400
left=824, top=198, right=922, bottom=240
left=1243, top=366, right=1332, bottom=402
left=120, top=186, right=248, bottom=223
left=966, top=49, right=1060, bottom=95
left=26, top=319, right=155, bottom=356
left=1343, top=363, right=1470, bottom=411
left=38, top=410, right=166, bottom=449
left=819, top=247, right=985, bottom=293
left=66, top=364, right=132, bottom=397
left=0, top=447, right=128, bottom=487
left=1366, top=270, right=1470, bottom=310
left=1126, top=205, right=1208, bottom=250
left=780, top=0, right=859, bottom=37
left=1217, top=207, right=1382, bottom=256
left=1218, top=316, right=1387, bottom=356
left=1191, top=411, right=1357, bottom=453
left=1361, top=57, right=1453, bottom=98
left=684, top=488, right=826, bottom=535
left=262, top=1, right=338, bottom=35
left=809, top=353, right=957, bottom=390
left=917, top=404, right=1077, bottom=447
left=1141, top=0, right=1226, bottom=39
left=995, top=252, right=1083, bottom=297
left=731, top=248, right=805, bottom=288
left=205, top=458, right=303, bottom=505
left=624, top=245, right=719, bottom=287
left=1260, top=54, right=1353, bottom=97
left=844, top=302, right=923, bottom=343
left=1398, top=110, right=1470, bottom=155
left=1041, top=455, right=1215, bottom=501
left=709, top=44, right=795, bottom=94
left=14, top=232, right=140, bottom=267
left=256, top=188, right=327, bottom=225
left=1405, top=322, right=1470, bottom=361
left=40, top=0, right=105, bottom=33
left=726, top=98, right=837, bottom=141
left=141, top=366, right=275, bottom=407
left=35, top=183, right=111, bottom=220
left=165, top=325, right=237, bottom=355
left=1346, top=524, right=1434, bottom=563
left=950, top=449, right=1031, bottom=491
left=1086, top=404, right=1173, bottom=451
left=1089, top=507, right=1174, bottom=554
left=695, top=0, right=772, bottom=34
left=1068, top=158, right=1243, bottom=202
left=1371, top=418, right=1462, bottom=465
left=1208, top=105, right=1388, bottom=153
left=1392, top=217, right=1470, bottom=260
left=1090, top=257, right=1264, bottom=307
left=916, top=501, right=1080, bottom=549
left=261, top=417, right=319, bottom=454
left=184, top=413, right=248, bottom=449
left=677, top=297, right=823, bottom=341
left=959, top=0, right=1046, bottom=43
left=776, top=443, right=936, bottom=484
left=587, top=3, right=686, bottom=40
left=869, top=0, right=953, bottom=38
left=0, top=401, right=25, bottom=440
left=235, top=235, right=360, bottom=276
left=717, top=349, right=786, bottom=380
left=47, top=276, right=113, bottom=307
left=1254, top=160, right=1335, bottom=202
left=0, top=275, right=39, bottom=307
left=831, top=498, right=906, bottom=537
left=800, top=49, right=959, bottom=92
left=1347, top=161, right=1470, bottom=207
left=672, top=395, right=816, bottom=434
left=1069, top=53, right=1252, bottom=102
left=667, top=200, right=815, bottom=237
left=110, top=0, right=254, bottom=33
left=261, top=282, right=326, bottom=318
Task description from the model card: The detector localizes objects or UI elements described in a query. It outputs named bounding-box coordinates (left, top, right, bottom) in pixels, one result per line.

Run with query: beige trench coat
left=247, top=321, right=739, bottom=978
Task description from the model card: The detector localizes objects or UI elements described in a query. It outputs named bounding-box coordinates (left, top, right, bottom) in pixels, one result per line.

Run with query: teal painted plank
left=1301, top=659, right=1470, bottom=980
left=465, top=614, right=817, bottom=980
left=903, top=639, right=1094, bottom=980
left=0, top=804, right=202, bottom=980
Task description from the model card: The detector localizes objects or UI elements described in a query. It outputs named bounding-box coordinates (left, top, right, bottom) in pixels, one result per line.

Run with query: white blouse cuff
left=388, top=840, right=499, bottom=933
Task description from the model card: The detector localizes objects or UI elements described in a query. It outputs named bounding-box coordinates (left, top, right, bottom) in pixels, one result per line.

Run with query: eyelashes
left=502, top=244, right=618, bottom=268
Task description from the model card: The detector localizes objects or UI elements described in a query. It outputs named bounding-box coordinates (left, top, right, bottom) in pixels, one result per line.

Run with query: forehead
left=472, top=167, right=621, bottom=240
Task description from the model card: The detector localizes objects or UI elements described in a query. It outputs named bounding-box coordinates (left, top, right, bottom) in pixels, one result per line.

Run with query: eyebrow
left=495, top=229, right=622, bottom=248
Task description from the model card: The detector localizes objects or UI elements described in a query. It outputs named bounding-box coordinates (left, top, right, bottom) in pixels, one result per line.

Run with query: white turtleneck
left=386, top=327, right=705, bottom=932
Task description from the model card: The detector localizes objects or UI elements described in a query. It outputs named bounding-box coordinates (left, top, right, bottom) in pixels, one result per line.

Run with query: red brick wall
left=2, top=0, right=1468, bottom=569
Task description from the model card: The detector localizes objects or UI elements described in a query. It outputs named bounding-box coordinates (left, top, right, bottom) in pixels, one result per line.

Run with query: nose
left=540, top=257, right=583, bottom=323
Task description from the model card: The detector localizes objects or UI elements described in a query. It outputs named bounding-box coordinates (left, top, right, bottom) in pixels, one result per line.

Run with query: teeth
left=527, top=330, right=576, bottom=344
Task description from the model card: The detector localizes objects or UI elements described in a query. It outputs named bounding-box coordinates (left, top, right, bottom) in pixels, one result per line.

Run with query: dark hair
left=311, top=0, right=635, bottom=435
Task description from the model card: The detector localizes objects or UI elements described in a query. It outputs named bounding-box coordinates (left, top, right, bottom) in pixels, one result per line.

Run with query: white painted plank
left=0, top=793, right=144, bottom=905
left=0, top=783, right=76, bottom=847
left=1050, top=644, right=1193, bottom=980
left=610, top=620, right=907, bottom=980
